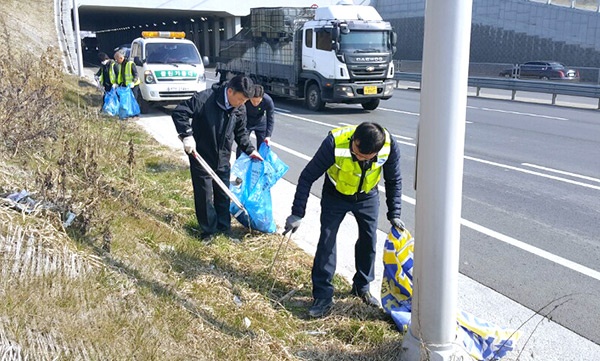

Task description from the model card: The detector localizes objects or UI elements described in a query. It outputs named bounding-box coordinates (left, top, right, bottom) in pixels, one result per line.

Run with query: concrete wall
left=374, top=0, right=600, bottom=68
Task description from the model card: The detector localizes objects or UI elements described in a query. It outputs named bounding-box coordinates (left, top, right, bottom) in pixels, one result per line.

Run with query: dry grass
left=0, top=1, right=404, bottom=360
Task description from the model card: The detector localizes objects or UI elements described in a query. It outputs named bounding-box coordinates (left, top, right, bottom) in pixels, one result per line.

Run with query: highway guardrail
left=394, top=72, right=600, bottom=109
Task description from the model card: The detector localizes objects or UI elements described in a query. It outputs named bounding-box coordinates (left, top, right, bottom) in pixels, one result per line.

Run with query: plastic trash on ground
left=381, top=226, right=521, bottom=361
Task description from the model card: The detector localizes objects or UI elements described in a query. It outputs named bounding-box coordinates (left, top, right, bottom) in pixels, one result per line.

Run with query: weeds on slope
left=0, top=20, right=403, bottom=361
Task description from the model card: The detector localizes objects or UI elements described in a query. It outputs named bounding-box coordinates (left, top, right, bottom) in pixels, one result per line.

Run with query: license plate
left=167, top=87, right=186, bottom=92
left=363, top=85, right=377, bottom=95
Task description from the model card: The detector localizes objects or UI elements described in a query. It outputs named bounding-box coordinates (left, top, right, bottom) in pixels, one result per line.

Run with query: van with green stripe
left=131, top=31, right=209, bottom=113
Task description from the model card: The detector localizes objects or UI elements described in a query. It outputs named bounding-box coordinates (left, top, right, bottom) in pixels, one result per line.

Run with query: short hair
left=98, top=52, right=109, bottom=61
left=227, top=75, right=254, bottom=98
left=114, top=50, right=126, bottom=59
left=353, top=122, right=386, bottom=154
left=252, top=84, right=264, bottom=98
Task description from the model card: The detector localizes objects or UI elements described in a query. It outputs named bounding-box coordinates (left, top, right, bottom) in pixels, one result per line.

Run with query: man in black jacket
left=284, top=122, right=403, bottom=318
left=236, top=85, right=275, bottom=157
left=172, top=75, right=263, bottom=240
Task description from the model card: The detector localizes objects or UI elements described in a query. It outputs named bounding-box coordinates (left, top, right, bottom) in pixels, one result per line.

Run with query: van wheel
left=306, top=84, right=325, bottom=111
left=137, top=92, right=150, bottom=114
left=361, top=99, right=380, bottom=111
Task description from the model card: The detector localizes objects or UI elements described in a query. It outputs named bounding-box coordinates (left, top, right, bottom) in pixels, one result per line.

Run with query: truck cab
left=130, top=31, right=209, bottom=113
left=301, top=5, right=397, bottom=111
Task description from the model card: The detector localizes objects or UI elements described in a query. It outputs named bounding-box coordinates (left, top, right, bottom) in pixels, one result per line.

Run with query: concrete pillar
left=203, top=21, right=210, bottom=58
left=213, top=18, right=221, bottom=59
left=72, top=0, right=84, bottom=77
left=225, top=17, right=241, bottom=39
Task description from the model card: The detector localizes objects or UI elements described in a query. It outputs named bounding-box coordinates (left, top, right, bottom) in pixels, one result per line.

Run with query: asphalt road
left=95, top=64, right=599, bottom=346
left=260, top=87, right=600, bottom=344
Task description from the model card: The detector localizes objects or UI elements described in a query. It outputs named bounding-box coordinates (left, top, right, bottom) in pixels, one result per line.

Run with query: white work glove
left=128, top=83, right=135, bottom=89
left=112, top=84, right=118, bottom=89
left=264, top=137, right=271, bottom=146
left=390, top=218, right=405, bottom=231
left=182, top=136, right=196, bottom=154
left=249, top=150, right=264, bottom=161
left=283, top=215, right=302, bottom=235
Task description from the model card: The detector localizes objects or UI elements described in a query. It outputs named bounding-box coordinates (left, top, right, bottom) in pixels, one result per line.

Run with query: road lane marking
left=467, top=156, right=600, bottom=191
left=378, top=107, right=419, bottom=116
left=338, top=122, right=414, bottom=141
left=522, top=163, right=600, bottom=184
left=467, top=106, right=568, bottom=120
left=268, top=141, right=600, bottom=282
left=278, top=112, right=599, bottom=190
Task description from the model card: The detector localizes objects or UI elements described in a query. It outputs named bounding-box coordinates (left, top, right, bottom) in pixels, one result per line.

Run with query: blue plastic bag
left=101, top=88, right=119, bottom=116
left=116, top=87, right=140, bottom=119
left=229, top=143, right=289, bottom=233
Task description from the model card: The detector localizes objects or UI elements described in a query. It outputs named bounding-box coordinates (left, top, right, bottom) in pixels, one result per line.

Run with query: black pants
left=236, top=126, right=266, bottom=158
left=188, top=154, right=231, bottom=238
left=311, top=190, right=380, bottom=299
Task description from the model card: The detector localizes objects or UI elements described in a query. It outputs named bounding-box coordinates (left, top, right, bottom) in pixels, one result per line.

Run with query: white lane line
left=522, top=163, right=600, bottom=184
left=466, top=156, right=600, bottom=191
left=269, top=142, right=600, bottom=282
left=378, top=107, right=419, bottom=116
left=274, top=107, right=290, bottom=113
left=467, top=106, right=568, bottom=121
left=339, top=121, right=413, bottom=140
left=462, top=219, right=600, bottom=282
left=278, top=112, right=599, bottom=190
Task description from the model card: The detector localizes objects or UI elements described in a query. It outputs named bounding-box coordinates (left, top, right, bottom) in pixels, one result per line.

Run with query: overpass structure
left=64, top=0, right=340, bottom=71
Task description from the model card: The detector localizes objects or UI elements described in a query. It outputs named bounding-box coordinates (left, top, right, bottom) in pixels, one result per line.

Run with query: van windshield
left=145, top=43, right=201, bottom=64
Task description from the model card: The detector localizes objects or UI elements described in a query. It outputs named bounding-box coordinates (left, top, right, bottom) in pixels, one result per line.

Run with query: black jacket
left=171, top=83, right=255, bottom=171
left=245, top=93, right=275, bottom=137
left=291, top=132, right=402, bottom=221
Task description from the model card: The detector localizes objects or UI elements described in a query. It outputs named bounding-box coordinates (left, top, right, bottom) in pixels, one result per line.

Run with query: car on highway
left=114, top=44, right=131, bottom=58
left=499, top=61, right=579, bottom=80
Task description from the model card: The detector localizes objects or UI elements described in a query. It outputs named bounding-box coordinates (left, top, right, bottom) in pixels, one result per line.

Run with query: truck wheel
left=137, top=92, right=151, bottom=114
left=306, top=84, right=325, bottom=111
left=361, top=98, right=380, bottom=111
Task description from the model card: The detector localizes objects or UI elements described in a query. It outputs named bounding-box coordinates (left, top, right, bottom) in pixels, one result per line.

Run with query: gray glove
left=283, top=215, right=302, bottom=235
left=391, top=218, right=405, bottom=231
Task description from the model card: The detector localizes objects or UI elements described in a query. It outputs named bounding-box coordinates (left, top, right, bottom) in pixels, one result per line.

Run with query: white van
left=130, top=31, right=209, bottom=113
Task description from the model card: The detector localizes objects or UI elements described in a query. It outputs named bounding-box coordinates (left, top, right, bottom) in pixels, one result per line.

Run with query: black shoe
left=308, top=297, right=334, bottom=318
left=351, top=286, right=381, bottom=308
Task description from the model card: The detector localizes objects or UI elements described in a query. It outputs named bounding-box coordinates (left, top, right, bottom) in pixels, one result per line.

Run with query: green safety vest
left=326, top=125, right=391, bottom=195
left=117, top=60, right=140, bottom=86
left=99, top=62, right=117, bottom=85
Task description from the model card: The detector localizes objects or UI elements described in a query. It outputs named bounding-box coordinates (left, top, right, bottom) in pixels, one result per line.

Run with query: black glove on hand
left=283, top=215, right=302, bottom=235
left=391, top=218, right=405, bottom=231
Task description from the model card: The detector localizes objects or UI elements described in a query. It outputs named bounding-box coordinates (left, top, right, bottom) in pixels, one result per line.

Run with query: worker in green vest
left=114, top=49, right=141, bottom=118
left=94, top=52, right=117, bottom=107
left=284, top=122, right=404, bottom=318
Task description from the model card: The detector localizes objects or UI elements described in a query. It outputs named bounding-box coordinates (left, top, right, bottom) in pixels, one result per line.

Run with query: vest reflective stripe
left=326, top=125, right=391, bottom=195
left=118, top=61, right=140, bottom=86
left=99, top=62, right=116, bottom=85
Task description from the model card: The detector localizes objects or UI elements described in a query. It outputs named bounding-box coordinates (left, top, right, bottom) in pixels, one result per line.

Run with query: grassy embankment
left=0, top=1, right=403, bottom=359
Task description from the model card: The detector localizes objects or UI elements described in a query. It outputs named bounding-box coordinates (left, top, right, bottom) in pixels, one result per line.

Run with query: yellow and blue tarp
left=381, top=226, right=521, bottom=361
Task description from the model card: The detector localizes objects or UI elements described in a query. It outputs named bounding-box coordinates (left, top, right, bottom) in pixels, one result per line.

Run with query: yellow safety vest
left=117, top=61, right=140, bottom=86
left=326, top=125, right=391, bottom=195
left=99, top=62, right=116, bottom=85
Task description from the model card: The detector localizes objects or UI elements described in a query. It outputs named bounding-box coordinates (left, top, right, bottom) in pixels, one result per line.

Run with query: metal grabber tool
left=190, top=150, right=249, bottom=220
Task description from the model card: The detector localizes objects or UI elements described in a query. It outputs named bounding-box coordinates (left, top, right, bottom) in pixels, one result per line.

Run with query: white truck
left=216, top=2, right=397, bottom=111
left=130, top=31, right=209, bottom=113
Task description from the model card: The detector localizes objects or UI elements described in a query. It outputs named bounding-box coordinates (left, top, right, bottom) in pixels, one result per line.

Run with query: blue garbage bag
left=101, top=88, right=119, bottom=116
left=116, top=86, right=140, bottom=119
left=229, top=143, right=289, bottom=233
left=381, top=226, right=521, bottom=360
